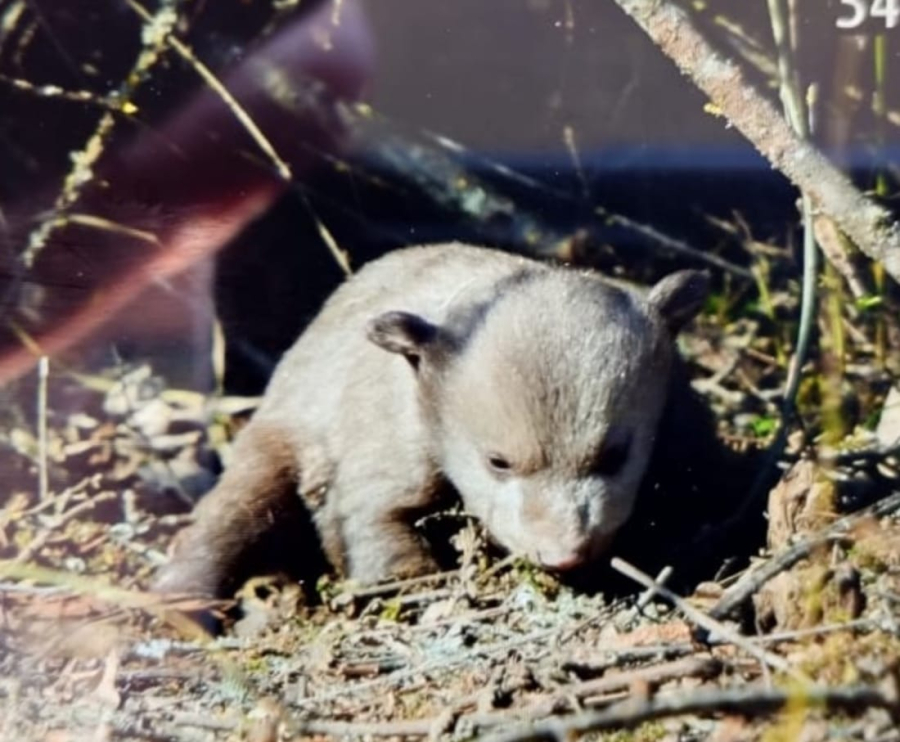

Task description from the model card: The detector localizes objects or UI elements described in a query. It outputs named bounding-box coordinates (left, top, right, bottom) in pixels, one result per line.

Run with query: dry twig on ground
left=711, top=490, right=900, bottom=620
left=478, top=680, right=900, bottom=742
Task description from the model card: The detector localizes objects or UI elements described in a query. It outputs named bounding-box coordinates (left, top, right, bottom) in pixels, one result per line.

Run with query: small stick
left=610, top=558, right=796, bottom=679
left=710, top=490, right=900, bottom=620
left=37, top=356, right=49, bottom=503
left=509, top=655, right=721, bottom=720
left=594, top=206, right=754, bottom=279
left=341, top=569, right=461, bottom=600
left=478, top=680, right=900, bottom=742
left=14, top=491, right=117, bottom=564
left=297, top=717, right=432, bottom=738
left=616, top=565, right=673, bottom=629
left=166, top=712, right=238, bottom=732
left=754, top=618, right=875, bottom=646
left=562, top=643, right=696, bottom=674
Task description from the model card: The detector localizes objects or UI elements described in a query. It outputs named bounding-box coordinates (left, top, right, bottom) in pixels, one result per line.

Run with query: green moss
left=749, top=414, right=778, bottom=438
left=380, top=598, right=402, bottom=622
left=315, top=573, right=340, bottom=602
left=511, top=558, right=561, bottom=599
left=848, top=544, right=887, bottom=573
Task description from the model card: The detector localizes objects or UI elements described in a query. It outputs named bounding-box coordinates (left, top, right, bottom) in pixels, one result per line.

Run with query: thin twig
left=340, top=569, right=461, bottom=600
left=14, top=491, right=118, bottom=565
left=729, top=0, right=822, bottom=537
left=594, top=206, right=755, bottom=279
left=616, top=565, right=673, bottom=630
left=127, top=0, right=350, bottom=277
left=296, top=717, right=432, bottom=738
left=504, top=655, right=722, bottom=720
left=755, top=618, right=876, bottom=645
left=124, top=0, right=291, bottom=182
left=21, top=2, right=177, bottom=268
left=610, top=558, right=797, bottom=679
left=768, top=0, right=816, bottom=416
left=478, top=680, right=900, bottom=742
left=36, top=356, right=49, bottom=503
left=710, top=490, right=900, bottom=620
left=561, top=643, right=696, bottom=674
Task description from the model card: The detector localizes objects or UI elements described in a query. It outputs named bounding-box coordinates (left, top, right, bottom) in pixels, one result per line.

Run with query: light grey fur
left=155, top=243, right=707, bottom=595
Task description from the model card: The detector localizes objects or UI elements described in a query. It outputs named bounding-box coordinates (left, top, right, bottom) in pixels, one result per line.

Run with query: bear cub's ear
left=647, top=270, right=710, bottom=335
left=367, top=311, right=439, bottom=369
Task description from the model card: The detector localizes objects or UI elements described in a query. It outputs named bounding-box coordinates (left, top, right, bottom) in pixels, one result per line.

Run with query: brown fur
left=154, top=243, right=709, bottom=596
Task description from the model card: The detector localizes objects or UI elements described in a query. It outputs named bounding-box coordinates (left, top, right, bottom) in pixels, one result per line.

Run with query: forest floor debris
left=2, top=294, right=900, bottom=741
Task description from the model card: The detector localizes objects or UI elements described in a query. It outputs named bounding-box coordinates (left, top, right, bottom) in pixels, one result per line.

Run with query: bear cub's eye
left=487, top=453, right=513, bottom=475
left=591, top=434, right=632, bottom=477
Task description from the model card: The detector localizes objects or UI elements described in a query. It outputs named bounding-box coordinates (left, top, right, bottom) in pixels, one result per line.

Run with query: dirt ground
left=2, top=267, right=900, bottom=742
